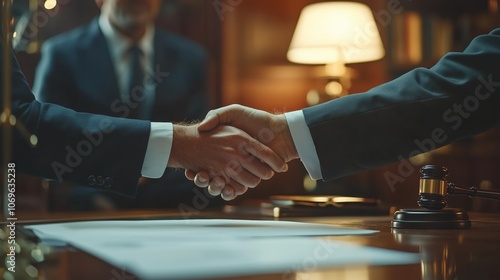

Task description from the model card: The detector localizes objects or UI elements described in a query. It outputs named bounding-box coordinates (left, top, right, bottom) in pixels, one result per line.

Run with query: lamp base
left=391, top=208, right=471, bottom=229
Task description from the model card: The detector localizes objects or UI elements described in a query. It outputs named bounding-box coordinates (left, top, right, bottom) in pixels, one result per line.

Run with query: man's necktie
left=127, top=45, right=145, bottom=119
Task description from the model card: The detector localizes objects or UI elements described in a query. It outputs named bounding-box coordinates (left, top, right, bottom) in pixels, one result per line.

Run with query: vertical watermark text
left=5, top=163, right=17, bottom=273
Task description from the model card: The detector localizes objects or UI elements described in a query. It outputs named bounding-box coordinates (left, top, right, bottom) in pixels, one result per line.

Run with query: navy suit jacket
left=303, top=28, right=500, bottom=181
left=2, top=46, right=149, bottom=197
left=33, top=18, right=208, bottom=123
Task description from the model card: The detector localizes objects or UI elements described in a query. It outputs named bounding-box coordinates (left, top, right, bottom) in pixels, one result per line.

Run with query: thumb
left=198, top=110, right=220, bottom=132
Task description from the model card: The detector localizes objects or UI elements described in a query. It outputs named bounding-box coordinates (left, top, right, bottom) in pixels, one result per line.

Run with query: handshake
left=167, top=104, right=300, bottom=201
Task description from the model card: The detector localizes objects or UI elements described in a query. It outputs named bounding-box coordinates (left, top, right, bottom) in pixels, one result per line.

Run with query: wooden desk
left=8, top=211, right=500, bottom=280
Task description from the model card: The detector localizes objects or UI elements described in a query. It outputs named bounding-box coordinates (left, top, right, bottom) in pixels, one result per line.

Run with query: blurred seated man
left=33, top=0, right=218, bottom=211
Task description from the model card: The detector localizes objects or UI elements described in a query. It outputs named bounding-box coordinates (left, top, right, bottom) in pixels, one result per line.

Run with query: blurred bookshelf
left=387, top=0, right=500, bottom=78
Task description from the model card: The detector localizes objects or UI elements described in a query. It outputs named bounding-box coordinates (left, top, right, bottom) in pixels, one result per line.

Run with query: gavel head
left=418, top=165, right=448, bottom=210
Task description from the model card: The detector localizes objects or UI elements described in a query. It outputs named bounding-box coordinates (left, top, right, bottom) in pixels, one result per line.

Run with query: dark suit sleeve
left=3, top=48, right=150, bottom=197
left=303, top=28, right=500, bottom=181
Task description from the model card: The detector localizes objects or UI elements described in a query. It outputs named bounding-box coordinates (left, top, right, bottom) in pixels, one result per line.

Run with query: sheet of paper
left=27, top=219, right=419, bottom=279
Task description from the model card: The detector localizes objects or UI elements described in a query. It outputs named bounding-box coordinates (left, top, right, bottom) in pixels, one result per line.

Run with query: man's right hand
left=185, top=104, right=300, bottom=200
left=169, top=123, right=288, bottom=200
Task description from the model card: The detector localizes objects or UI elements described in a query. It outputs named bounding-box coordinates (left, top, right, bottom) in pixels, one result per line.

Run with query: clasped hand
left=180, top=104, right=298, bottom=200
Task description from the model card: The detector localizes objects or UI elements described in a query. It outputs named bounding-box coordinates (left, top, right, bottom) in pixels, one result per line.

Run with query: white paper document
left=27, top=219, right=419, bottom=279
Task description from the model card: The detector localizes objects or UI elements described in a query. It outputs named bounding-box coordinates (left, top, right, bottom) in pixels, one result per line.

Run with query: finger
left=225, top=160, right=262, bottom=188
left=245, top=138, right=288, bottom=173
left=207, top=177, right=226, bottom=196
left=185, top=169, right=196, bottom=180
left=221, top=180, right=248, bottom=201
left=194, top=172, right=210, bottom=188
left=198, top=110, right=220, bottom=132
left=241, top=158, right=275, bottom=181
left=220, top=186, right=235, bottom=201
left=237, top=144, right=276, bottom=180
left=228, top=179, right=248, bottom=196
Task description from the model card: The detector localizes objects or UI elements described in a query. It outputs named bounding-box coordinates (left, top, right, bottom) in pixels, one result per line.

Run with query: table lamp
left=287, top=1, right=384, bottom=103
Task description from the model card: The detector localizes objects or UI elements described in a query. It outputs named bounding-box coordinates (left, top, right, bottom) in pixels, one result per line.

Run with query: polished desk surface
left=10, top=210, right=500, bottom=280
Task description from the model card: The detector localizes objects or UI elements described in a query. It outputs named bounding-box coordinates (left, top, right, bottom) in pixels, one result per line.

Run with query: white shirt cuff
left=141, top=122, right=173, bottom=178
left=285, top=111, right=323, bottom=180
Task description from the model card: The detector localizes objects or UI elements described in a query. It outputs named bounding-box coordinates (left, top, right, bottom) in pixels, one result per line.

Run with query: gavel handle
left=447, top=183, right=500, bottom=201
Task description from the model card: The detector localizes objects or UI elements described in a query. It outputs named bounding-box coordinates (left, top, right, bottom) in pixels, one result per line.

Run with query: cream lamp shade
left=287, top=1, right=385, bottom=65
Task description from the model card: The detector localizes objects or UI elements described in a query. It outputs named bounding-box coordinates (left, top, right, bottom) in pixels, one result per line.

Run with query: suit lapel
left=79, top=19, right=121, bottom=105
left=151, top=31, right=172, bottom=117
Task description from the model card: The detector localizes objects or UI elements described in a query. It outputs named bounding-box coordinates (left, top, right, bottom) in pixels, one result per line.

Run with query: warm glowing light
left=409, top=152, right=430, bottom=166
left=12, top=31, right=17, bottom=38
left=288, top=2, right=384, bottom=64
left=480, top=180, right=493, bottom=189
left=489, top=0, right=498, bottom=13
left=306, top=89, right=320, bottom=105
left=9, top=115, right=16, bottom=126
left=44, top=0, right=57, bottom=10
left=30, top=135, right=39, bottom=146
left=325, top=63, right=346, bottom=77
left=325, top=81, right=343, bottom=97
left=303, top=175, right=317, bottom=192
left=289, top=2, right=384, bottom=100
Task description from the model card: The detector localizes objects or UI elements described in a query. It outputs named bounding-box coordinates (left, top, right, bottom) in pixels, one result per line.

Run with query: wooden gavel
left=418, top=165, right=500, bottom=210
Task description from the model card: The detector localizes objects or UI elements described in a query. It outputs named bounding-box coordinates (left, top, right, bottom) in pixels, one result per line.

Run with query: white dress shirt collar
left=98, top=13, right=155, bottom=62
left=98, top=14, right=156, bottom=101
